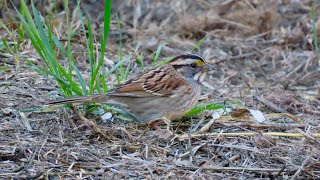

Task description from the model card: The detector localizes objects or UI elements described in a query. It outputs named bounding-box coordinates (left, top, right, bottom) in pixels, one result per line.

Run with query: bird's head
left=169, top=54, right=213, bottom=83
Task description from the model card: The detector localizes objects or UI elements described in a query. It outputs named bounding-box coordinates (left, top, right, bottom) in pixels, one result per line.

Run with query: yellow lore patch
left=194, top=59, right=205, bottom=66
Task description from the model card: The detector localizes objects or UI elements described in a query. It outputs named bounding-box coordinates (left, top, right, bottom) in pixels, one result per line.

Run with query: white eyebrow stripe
left=185, top=59, right=197, bottom=63
left=170, top=58, right=195, bottom=65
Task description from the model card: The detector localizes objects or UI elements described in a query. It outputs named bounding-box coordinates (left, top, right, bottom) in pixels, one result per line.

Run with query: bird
left=48, top=54, right=212, bottom=130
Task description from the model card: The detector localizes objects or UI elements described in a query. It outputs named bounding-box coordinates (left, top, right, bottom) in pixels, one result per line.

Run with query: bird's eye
left=191, top=63, right=197, bottom=69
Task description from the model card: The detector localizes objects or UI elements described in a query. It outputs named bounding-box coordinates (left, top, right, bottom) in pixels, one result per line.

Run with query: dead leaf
left=248, top=109, right=266, bottom=123
left=230, top=108, right=250, bottom=117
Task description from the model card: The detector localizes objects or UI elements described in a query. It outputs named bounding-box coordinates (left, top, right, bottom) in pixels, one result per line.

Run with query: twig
left=178, top=165, right=296, bottom=174
left=188, top=132, right=199, bottom=165
left=18, top=112, right=32, bottom=132
left=178, top=132, right=320, bottom=140
left=209, top=144, right=263, bottom=154
left=1, top=168, right=137, bottom=179
left=264, top=113, right=302, bottom=122
left=254, top=95, right=288, bottom=113
left=71, top=106, right=108, bottom=139
left=218, top=151, right=235, bottom=166
left=221, top=154, right=240, bottom=167
left=199, top=118, right=216, bottom=133
left=215, top=51, right=259, bottom=64
left=201, top=81, right=215, bottom=90
left=0, top=57, right=15, bottom=65
left=216, top=17, right=254, bottom=31
left=178, top=143, right=206, bottom=158
left=292, top=156, right=311, bottom=179
left=210, top=113, right=301, bottom=122
left=296, top=129, right=320, bottom=147
left=220, top=122, right=305, bottom=130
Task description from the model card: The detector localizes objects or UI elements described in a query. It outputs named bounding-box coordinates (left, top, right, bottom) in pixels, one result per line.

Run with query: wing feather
left=110, top=65, right=187, bottom=97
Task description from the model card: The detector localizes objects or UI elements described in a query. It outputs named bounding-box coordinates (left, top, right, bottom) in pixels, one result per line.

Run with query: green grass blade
left=155, top=56, right=174, bottom=67
left=31, top=2, right=51, bottom=56
left=86, top=17, right=95, bottom=72
left=101, top=74, right=108, bottom=93
left=224, top=100, right=249, bottom=109
left=89, top=0, right=112, bottom=94
left=0, top=22, right=11, bottom=35
left=184, top=103, right=225, bottom=117
left=52, top=33, right=68, bottom=57
left=104, top=56, right=130, bottom=78
left=20, top=0, right=37, bottom=35
left=135, top=53, right=144, bottom=70
left=1, top=38, right=14, bottom=55
left=64, top=0, right=73, bottom=69
left=116, top=14, right=124, bottom=80
left=95, top=77, right=102, bottom=93
left=18, top=1, right=57, bottom=73
left=31, top=4, right=80, bottom=95
left=30, top=2, right=60, bottom=75
left=100, top=0, right=112, bottom=58
left=191, top=36, right=206, bottom=52
left=71, top=62, right=88, bottom=95
left=56, top=64, right=83, bottom=95
left=76, top=0, right=96, bottom=94
left=36, top=66, right=82, bottom=95
left=152, top=43, right=167, bottom=66
left=124, top=60, right=131, bottom=80
left=14, top=7, right=48, bottom=69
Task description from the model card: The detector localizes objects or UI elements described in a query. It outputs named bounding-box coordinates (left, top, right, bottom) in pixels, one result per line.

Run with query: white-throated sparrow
left=49, top=54, right=212, bottom=128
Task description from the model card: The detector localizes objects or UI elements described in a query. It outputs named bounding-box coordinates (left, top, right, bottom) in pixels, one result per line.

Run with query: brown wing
left=110, top=65, right=187, bottom=97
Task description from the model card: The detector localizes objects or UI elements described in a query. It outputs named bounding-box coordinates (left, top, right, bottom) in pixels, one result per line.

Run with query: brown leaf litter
left=1, top=0, right=320, bottom=179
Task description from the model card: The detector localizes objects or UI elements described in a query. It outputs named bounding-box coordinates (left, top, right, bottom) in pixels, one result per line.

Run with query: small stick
left=221, top=154, right=241, bottom=166
left=254, top=95, right=288, bottom=113
left=178, top=165, right=296, bottom=173
left=71, top=106, right=108, bottom=139
left=178, top=132, right=320, bottom=140
left=292, top=156, right=311, bottom=179
left=295, top=129, right=320, bottom=146
left=220, top=122, right=305, bottom=130
left=215, top=51, right=259, bottom=64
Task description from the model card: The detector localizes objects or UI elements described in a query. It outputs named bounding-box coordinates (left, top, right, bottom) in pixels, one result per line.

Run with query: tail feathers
left=48, top=95, right=102, bottom=105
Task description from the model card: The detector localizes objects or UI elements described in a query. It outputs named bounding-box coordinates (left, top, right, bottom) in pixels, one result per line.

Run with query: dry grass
left=1, top=0, right=319, bottom=179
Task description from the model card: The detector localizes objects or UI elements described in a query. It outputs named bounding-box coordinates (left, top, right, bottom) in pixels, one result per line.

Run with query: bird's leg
left=146, top=115, right=175, bottom=140
left=149, top=121, right=161, bottom=130
left=162, top=117, right=171, bottom=131
left=149, top=117, right=170, bottom=130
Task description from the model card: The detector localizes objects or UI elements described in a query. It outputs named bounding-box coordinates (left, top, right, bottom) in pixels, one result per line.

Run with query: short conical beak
left=204, top=64, right=214, bottom=71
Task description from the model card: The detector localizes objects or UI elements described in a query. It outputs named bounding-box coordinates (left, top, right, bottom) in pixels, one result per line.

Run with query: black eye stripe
left=172, top=64, right=185, bottom=69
